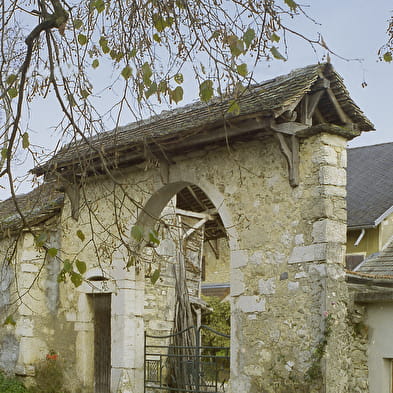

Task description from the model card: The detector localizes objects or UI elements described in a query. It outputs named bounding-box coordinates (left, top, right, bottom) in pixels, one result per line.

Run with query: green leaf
left=149, top=230, right=160, bottom=246
left=47, top=248, right=58, bottom=258
left=145, top=82, right=157, bottom=99
left=22, top=132, right=29, bottom=149
left=70, top=272, right=83, bottom=287
left=99, top=36, right=110, bottom=53
left=6, top=74, right=17, bottom=85
left=236, top=63, right=248, bottom=77
left=171, top=86, right=183, bottom=104
left=383, top=51, right=392, bottom=62
left=228, top=100, right=240, bottom=115
left=3, top=315, right=16, bottom=326
left=131, top=225, right=143, bottom=242
left=152, top=13, right=166, bottom=32
left=121, top=65, right=133, bottom=80
left=270, top=46, right=286, bottom=61
left=92, top=59, right=100, bottom=69
left=75, top=260, right=87, bottom=274
left=141, top=62, right=153, bottom=85
left=129, top=48, right=137, bottom=58
left=284, top=0, right=297, bottom=11
left=243, top=28, right=256, bottom=49
left=80, top=89, right=90, bottom=99
left=158, top=80, right=168, bottom=94
left=68, top=94, right=77, bottom=107
left=76, top=229, right=85, bottom=242
left=174, top=73, right=184, bottom=84
left=271, top=33, right=280, bottom=43
left=78, top=34, right=87, bottom=46
left=153, top=33, right=161, bottom=43
left=150, top=268, right=161, bottom=285
left=63, top=259, right=72, bottom=273
left=73, top=19, right=83, bottom=29
left=1, top=148, right=7, bottom=159
left=8, top=87, right=18, bottom=99
left=94, top=0, right=105, bottom=13
left=199, top=80, right=214, bottom=102
left=57, top=271, right=66, bottom=283
left=227, top=35, right=244, bottom=57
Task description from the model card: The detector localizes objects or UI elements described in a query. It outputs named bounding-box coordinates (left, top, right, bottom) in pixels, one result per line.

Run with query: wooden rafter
left=326, top=87, right=352, bottom=124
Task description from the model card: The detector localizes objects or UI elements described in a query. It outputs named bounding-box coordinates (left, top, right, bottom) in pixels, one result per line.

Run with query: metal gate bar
left=144, top=325, right=230, bottom=393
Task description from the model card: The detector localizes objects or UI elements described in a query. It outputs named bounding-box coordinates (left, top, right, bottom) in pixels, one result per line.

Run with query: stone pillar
left=228, top=132, right=349, bottom=393
left=313, top=133, right=349, bottom=393
left=111, top=265, right=145, bottom=393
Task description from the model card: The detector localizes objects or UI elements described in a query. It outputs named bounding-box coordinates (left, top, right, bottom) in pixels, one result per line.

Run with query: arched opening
left=139, top=181, right=233, bottom=393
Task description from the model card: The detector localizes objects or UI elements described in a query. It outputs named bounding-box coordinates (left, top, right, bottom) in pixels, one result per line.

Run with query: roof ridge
left=348, top=141, right=393, bottom=151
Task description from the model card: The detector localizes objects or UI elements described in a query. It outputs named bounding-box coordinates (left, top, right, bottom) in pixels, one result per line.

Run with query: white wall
left=367, top=302, right=393, bottom=393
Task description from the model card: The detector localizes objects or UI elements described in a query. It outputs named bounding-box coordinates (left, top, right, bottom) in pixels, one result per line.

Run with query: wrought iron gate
left=144, top=325, right=230, bottom=393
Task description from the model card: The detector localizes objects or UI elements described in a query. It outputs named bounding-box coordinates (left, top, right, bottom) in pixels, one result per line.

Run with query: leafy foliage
left=0, top=371, right=29, bottom=393
left=201, top=296, right=230, bottom=352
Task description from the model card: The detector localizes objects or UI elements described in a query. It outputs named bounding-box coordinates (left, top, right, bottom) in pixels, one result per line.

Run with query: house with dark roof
left=346, top=142, right=393, bottom=269
left=0, top=63, right=386, bottom=393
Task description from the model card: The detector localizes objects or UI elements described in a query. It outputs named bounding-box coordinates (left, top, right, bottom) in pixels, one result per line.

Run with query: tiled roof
left=0, top=183, right=64, bottom=236
left=355, top=242, right=393, bottom=277
left=33, top=63, right=373, bottom=176
left=347, top=142, right=393, bottom=228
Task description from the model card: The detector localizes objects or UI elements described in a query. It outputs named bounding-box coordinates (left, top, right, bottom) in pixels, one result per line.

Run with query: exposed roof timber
left=269, top=120, right=309, bottom=135
left=313, top=108, right=326, bottom=123
left=274, top=133, right=299, bottom=187
left=46, top=117, right=272, bottom=178
left=182, top=217, right=210, bottom=240
left=175, top=208, right=215, bottom=221
left=326, top=87, right=352, bottom=125
left=303, top=90, right=325, bottom=125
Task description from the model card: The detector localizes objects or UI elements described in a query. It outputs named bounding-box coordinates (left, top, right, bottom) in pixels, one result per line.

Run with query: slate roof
left=347, top=142, right=393, bottom=229
left=355, top=241, right=393, bottom=277
left=0, top=63, right=374, bottom=236
left=0, top=183, right=64, bottom=236
left=33, top=62, right=373, bottom=176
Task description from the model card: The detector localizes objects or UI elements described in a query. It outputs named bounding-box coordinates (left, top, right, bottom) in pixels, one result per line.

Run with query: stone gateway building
left=0, top=63, right=390, bottom=393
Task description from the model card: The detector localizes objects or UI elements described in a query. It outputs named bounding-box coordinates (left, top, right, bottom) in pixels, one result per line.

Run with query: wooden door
left=93, top=294, right=111, bottom=393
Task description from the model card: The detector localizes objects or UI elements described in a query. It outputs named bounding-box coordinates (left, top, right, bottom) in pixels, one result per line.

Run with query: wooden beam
left=207, top=239, right=220, bottom=259
left=182, top=217, right=209, bottom=240
left=175, top=208, right=215, bottom=221
left=313, top=108, right=326, bottom=124
left=269, top=119, right=309, bottom=135
left=326, top=88, right=352, bottom=124
left=274, top=133, right=300, bottom=187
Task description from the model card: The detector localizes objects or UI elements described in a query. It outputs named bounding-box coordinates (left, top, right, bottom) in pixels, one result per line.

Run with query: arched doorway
left=137, top=181, right=235, bottom=392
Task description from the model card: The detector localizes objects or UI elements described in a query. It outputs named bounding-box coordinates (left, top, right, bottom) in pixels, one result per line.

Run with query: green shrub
left=0, top=371, right=30, bottom=393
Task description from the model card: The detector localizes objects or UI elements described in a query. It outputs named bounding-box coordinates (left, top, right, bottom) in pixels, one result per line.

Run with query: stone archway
left=122, top=175, right=239, bottom=392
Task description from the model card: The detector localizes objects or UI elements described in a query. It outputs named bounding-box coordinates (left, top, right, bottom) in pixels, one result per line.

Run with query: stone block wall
left=0, top=129, right=355, bottom=393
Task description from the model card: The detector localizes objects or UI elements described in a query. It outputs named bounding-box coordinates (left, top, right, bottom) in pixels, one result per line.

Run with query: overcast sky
left=1, top=1, right=392, bottom=199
